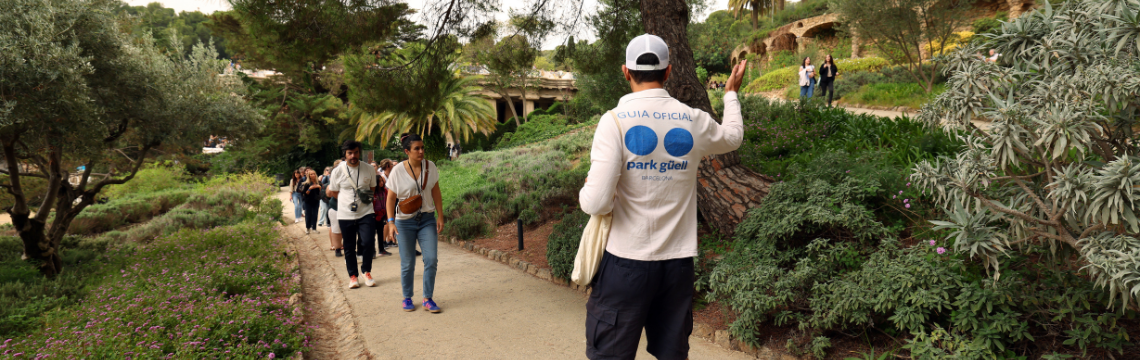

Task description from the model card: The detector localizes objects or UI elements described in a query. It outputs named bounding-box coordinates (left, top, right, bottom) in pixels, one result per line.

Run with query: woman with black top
left=302, top=169, right=323, bottom=234
left=819, top=54, right=839, bottom=107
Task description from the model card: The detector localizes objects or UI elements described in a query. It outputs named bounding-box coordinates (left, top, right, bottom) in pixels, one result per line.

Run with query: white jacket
left=579, top=89, right=744, bottom=261
left=798, top=65, right=815, bottom=87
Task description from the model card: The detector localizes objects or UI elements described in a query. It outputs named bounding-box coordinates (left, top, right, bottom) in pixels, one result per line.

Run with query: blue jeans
left=395, top=213, right=439, bottom=299
left=292, top=192, right=303, bottom=219
left=340, top=215, right=377, bottom=277
left=800, top=85, right=811, bottom=99
left=808, top=78, right=816, bottom=98
left=317, top=200, right=329, bottom=226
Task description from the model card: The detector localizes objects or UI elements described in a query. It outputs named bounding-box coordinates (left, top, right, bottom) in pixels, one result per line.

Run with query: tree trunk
left=641, top=0, right=775, bottom=237
left=751, top=6, right=759, bottom=30
left=14, top=212, right=62, bottom=276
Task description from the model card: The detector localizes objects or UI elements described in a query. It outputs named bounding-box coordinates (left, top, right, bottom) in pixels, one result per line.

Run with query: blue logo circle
left=663, top=128, right=694, bottom=157
left=625, top=126, right=658, bottom=156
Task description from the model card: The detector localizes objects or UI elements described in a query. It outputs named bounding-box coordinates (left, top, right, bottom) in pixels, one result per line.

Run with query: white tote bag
left=571, top=111, right=623, bottom=287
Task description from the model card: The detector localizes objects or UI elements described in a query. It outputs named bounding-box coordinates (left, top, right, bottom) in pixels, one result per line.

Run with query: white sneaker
left=313, top=229, right=320, bottom=234
left=348, top=276, right=360, bottom=289
left=305, top=229, right=310, bottom=234
left=294, top=218, right=301, bottom=224
left=363, top=272, right=376, bottom=287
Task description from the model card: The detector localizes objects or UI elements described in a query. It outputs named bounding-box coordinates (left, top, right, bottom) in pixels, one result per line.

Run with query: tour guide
left=327, top=140, right=380, bottom=289
left=578, top=34, right=746, bottom=360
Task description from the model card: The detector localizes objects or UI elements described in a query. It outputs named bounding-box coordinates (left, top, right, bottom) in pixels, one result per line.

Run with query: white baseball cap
left=625, top=34, right=670, bottom=71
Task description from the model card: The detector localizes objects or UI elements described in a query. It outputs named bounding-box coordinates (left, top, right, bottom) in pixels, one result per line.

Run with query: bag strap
left=607, top=110, right=624, bottom=147
left=402, top=161, right=426, bottom=196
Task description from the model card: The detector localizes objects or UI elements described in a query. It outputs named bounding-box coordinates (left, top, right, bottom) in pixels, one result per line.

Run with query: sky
left=122, top=0, right=756, bottom=50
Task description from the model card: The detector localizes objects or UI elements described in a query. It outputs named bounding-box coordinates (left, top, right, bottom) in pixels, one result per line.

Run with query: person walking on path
left=577, top=34, right=746, bottom=360
left=327, top=141, right=380, bottom=289
left=290, top=169, right=305, bottom=223
left=376, top=159, right=398, bottom=250
left=327, top=160, right=345, bottom=257
left=302, top=169, right=323, bottom=234
left=818, top=54, right=839, bottom=107
left=798, top=57, right=816, bottom=100
left=318, top=167, right=332, bottom=227
left=369, top=160, right=394, bottom=257
left=384, top=133, right=445, bottom=313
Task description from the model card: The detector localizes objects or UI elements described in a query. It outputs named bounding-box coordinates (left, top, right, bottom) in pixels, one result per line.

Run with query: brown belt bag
left=397, top=161, right=428, bottom=214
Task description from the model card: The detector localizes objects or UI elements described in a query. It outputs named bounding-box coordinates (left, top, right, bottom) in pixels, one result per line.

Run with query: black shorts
left=585, top=252, right=694, bottom=360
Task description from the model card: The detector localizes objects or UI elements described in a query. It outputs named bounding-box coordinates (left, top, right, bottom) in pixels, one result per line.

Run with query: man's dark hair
left=341, top=140, right=363, bottom=152
left=628, top=53, right=667, bottom=84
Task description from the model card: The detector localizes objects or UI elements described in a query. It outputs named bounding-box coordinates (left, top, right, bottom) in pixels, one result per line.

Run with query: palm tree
left=345, top=74, right=497, bottom=147
left=728, top=0, right=786, bottom=30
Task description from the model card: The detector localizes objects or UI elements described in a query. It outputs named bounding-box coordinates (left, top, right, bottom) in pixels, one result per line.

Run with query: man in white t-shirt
left=577, top=34, right=746, bottom=360
left=326, top=140, right=379, bottom=289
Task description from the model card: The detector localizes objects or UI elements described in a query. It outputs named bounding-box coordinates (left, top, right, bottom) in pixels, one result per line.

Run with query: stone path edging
left=284, top=225, right=373, bottom=359
left=441, top=236, right=800, bottom=359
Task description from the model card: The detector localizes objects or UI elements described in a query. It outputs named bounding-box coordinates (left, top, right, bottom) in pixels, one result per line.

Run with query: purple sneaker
left=423, top=298, right=441, bottom=313
left=402, top=298, right=415, bottom=312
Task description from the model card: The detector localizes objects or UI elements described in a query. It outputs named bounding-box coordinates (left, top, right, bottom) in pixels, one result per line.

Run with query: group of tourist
left=290, top=137, right=444, bottom=313
left=707, top=81, right=727, bottom=90
left=797, top=54, right=839, bottom=107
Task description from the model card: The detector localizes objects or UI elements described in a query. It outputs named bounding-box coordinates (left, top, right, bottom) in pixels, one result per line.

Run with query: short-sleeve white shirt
left=386, top=160, right=440, bottom=220
left=328, top=161, right=378, bottom=220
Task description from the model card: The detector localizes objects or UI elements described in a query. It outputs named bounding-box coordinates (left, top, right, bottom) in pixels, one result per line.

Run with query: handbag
left=397, top=160, right=428, bottom=215
left=571, top=111, right=622, bottom=287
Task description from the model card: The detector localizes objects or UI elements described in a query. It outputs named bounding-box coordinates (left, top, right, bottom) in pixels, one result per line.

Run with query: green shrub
left=0, top=176, right=47, bottom=213
left=447, top=213, right=489, bottom=240
left=67, top=188, right=194, bottom=235
left=972, top=11, right=1008, bottom=35
left=100, top=164, right=189, bottom=200
left=546, top=210, right=589, bottom=280
left=737, top=96, right=962, bottom=177
left=443, top=128, right=592, bottom=240
left=494, top=113, right=595, bottom=149
left=0, top=236, right=107, bottom=337
left=707, top=153, right=1136, bottom=357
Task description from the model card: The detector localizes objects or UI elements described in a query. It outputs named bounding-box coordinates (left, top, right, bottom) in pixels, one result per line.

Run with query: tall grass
left=842, top=82, right=946, bottom=109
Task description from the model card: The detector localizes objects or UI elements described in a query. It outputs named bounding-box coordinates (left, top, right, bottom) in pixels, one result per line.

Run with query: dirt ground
left=467, top=220, right=558, bottom=269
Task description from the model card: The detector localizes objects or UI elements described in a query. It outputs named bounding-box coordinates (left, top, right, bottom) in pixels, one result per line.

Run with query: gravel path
left=280, top=188, right=752, bottom=359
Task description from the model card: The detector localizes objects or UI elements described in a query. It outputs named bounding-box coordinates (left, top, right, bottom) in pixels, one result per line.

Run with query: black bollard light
left=517, top=218, right=524, bottom=251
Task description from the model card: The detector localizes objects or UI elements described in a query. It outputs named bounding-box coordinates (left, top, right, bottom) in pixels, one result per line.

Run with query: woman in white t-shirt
left=384, top=133, right=445, bottom=313
left=798, top=57, right=816, bottom=100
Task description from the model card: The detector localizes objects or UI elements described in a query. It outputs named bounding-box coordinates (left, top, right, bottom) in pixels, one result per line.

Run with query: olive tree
left=912, top=0, right=1140, bottom=309
left=0, top=0, right=262, bottom=276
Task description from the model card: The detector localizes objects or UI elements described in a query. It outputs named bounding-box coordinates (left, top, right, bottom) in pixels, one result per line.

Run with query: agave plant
left=913, top=0, right=1140, bottom=310
left=345, top=74, right=497, bottom=147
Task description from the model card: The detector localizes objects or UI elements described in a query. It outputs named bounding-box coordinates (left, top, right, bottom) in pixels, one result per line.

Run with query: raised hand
left=725, top=60, right=748, bottom=93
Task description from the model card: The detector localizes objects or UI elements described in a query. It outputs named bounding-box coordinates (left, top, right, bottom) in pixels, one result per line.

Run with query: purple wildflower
left=936, top=247, right=946, bottom=254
